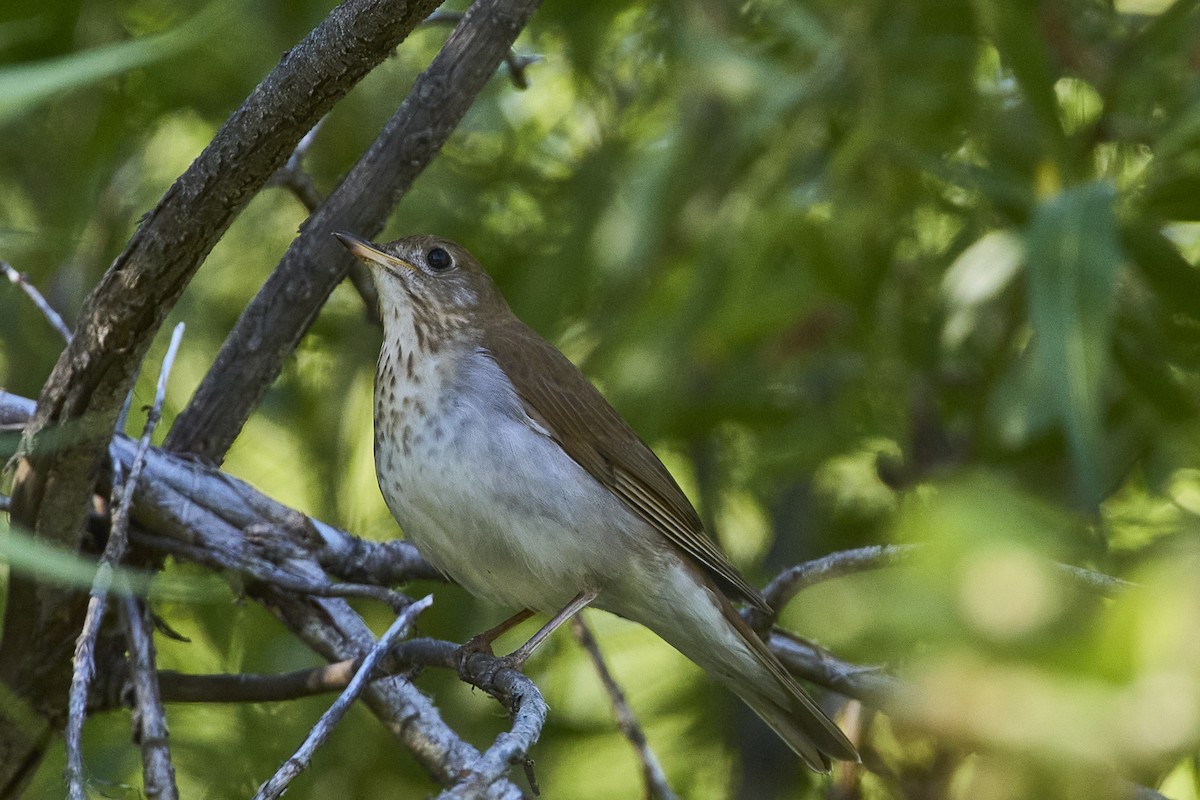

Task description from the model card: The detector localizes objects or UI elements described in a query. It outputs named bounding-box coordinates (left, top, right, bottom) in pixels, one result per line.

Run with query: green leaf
left=1142, top=174, right=1200, bottom=222
left=1119, top=221, right=1200, bottom=318
left=978, top=0, right=1067, bottom=159
left=1025, top=182, right=1122, bottom=507
left=0, top=3, right=223, bottom=125
left=0, top=517, right=225, bottom=602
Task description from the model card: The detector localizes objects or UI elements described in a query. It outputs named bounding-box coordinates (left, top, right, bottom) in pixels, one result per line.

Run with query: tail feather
left=721, top=599, right=859, bottom=771
left=625, top=567, right=859, bottom=771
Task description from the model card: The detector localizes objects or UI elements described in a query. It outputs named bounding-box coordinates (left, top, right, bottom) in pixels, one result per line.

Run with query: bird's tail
left=714, top=606, right=858, bottom=771
left=628, top=572, right=858, bottom=772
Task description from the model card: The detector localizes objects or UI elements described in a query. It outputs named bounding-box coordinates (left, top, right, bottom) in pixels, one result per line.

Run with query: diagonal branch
left=571, top=616, right=678, bottom=800
left=0, top=1, right=442, bottom=790
left=253, top=596, right=434, bottom=800
left=166, top=0, right=544, bottom=463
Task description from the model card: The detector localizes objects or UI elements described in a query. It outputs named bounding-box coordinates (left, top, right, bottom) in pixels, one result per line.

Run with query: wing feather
left=484, top=318, right=770, bottom=612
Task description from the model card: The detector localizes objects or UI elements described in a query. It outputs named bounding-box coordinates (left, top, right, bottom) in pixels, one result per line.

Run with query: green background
left=3, top=0, right=1200, bottom=797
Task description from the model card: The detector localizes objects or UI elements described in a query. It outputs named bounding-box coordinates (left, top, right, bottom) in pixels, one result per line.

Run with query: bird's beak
left=333, top=231, right=417, bottom=272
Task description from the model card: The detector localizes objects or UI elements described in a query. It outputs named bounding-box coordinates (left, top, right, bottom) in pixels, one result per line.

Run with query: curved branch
left=751, top=543, right=1135, bottom=634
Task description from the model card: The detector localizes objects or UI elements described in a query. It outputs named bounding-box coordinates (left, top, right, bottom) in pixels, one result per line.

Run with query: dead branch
left=0, top=1, right=444, bottom=790
left=65, top=323, right=183, bottom=800
left=253, top=596, right=434, bottom=800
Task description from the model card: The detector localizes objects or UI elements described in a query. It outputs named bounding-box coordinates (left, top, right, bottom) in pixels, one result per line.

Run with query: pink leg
left=462, top=608, right=537, bottom=655
left=501, top=589, right=599, bottom=668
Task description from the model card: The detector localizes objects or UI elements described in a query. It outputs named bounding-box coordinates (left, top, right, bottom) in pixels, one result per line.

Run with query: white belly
left=374, top=348, right=649, bottom=612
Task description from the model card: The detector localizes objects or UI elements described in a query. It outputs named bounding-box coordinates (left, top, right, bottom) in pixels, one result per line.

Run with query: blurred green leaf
left=0, top=517, right=225, bottom=602
left=1119, top=221, right=1200, bottom=318
left=977, top=0, right=1067, bottom=161
left=1143, top=174, right=1200, bottom=222
left=0, top=3, right=222, bottom=125
left=1025, top=182, right=1122, bottom=507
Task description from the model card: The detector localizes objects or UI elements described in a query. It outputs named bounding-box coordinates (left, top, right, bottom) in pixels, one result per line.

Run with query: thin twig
left=269, top=116, right=326, bottom=211
left=3, top=261, right=72, bottom=343
left=119, top=594, right=178, bottom=800
left=267, top=117, right=382, bottom=325
left=571, top=616, right=678, bottom=800
left=252, top=594, right=433, bottom=800
left=154, top=661, right=365, bottom=704
left=752, top=543, right=1135, bottom=633
left=65, top=322, right=184, bottom=800
left=421, top=10, right=541, bottom=89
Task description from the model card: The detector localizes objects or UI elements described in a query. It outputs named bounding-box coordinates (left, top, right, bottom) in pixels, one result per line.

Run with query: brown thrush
left=335, top=231, right=857, bottom=771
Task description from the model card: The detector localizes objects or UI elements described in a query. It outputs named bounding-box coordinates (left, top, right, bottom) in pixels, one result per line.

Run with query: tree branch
left=2, top=261, right=71, bottom=343
left=572, top=616, right=678, bottom=800
left=0, top=0, right=442, bottom=790
left=166, top=0, right=544, bottom=463
left=750, top=543, right=1135, bottom=634
left=119, top=594, right=179, bottom=800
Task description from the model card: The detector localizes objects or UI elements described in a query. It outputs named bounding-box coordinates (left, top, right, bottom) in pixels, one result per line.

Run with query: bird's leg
left=500, top=589, right=599, bottom=669
left=461, top=608, right=536, bottom=655
left=457, top=590, right=599, bottom=683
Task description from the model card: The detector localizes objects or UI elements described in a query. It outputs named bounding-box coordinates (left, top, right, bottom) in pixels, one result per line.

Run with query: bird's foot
left=455, top=643, right=530, bottom=687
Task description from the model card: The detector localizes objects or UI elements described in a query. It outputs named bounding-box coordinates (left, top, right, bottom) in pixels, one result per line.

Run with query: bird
left=334, top=230, right=858, bottom=771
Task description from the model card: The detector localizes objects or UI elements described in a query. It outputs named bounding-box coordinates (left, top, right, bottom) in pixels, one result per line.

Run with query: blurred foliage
left=3, top=0, right=1200, bottom=797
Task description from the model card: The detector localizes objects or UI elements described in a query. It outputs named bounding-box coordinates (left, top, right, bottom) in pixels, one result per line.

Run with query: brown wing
left=483, top=318, right=770, bottom=613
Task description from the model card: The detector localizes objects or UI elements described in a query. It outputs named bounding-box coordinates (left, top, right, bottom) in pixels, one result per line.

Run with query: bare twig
left=572, top=616, right=678, bottom=800
left=421, top=9, right=541, bottom=89
left=65, top=323, right=183, bottom=800
left=119, top=594, right=178, bottom=800
left=266, top=117, right=379, bottom=321
left=252, top=594, right=433, bottom=800
left=153, top=662, right=365, bottom=704
left=752, top=544, right=916, bottom=633
left=2, top=261, right=72, bottom=343
left=266, top=117, right=381, bottom=323
left=268, top=117, right=326, bottom=212
left=752, top=543, right=1134, bottom=634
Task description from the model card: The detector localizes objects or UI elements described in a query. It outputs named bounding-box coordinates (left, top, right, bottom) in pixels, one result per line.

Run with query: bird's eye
left=427, top=247, right=452, bottom=271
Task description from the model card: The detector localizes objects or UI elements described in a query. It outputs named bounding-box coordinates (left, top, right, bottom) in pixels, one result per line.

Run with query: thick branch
left=0, top=0, right=441, bottom=790
left=166, top=0, right=543, bottom=462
